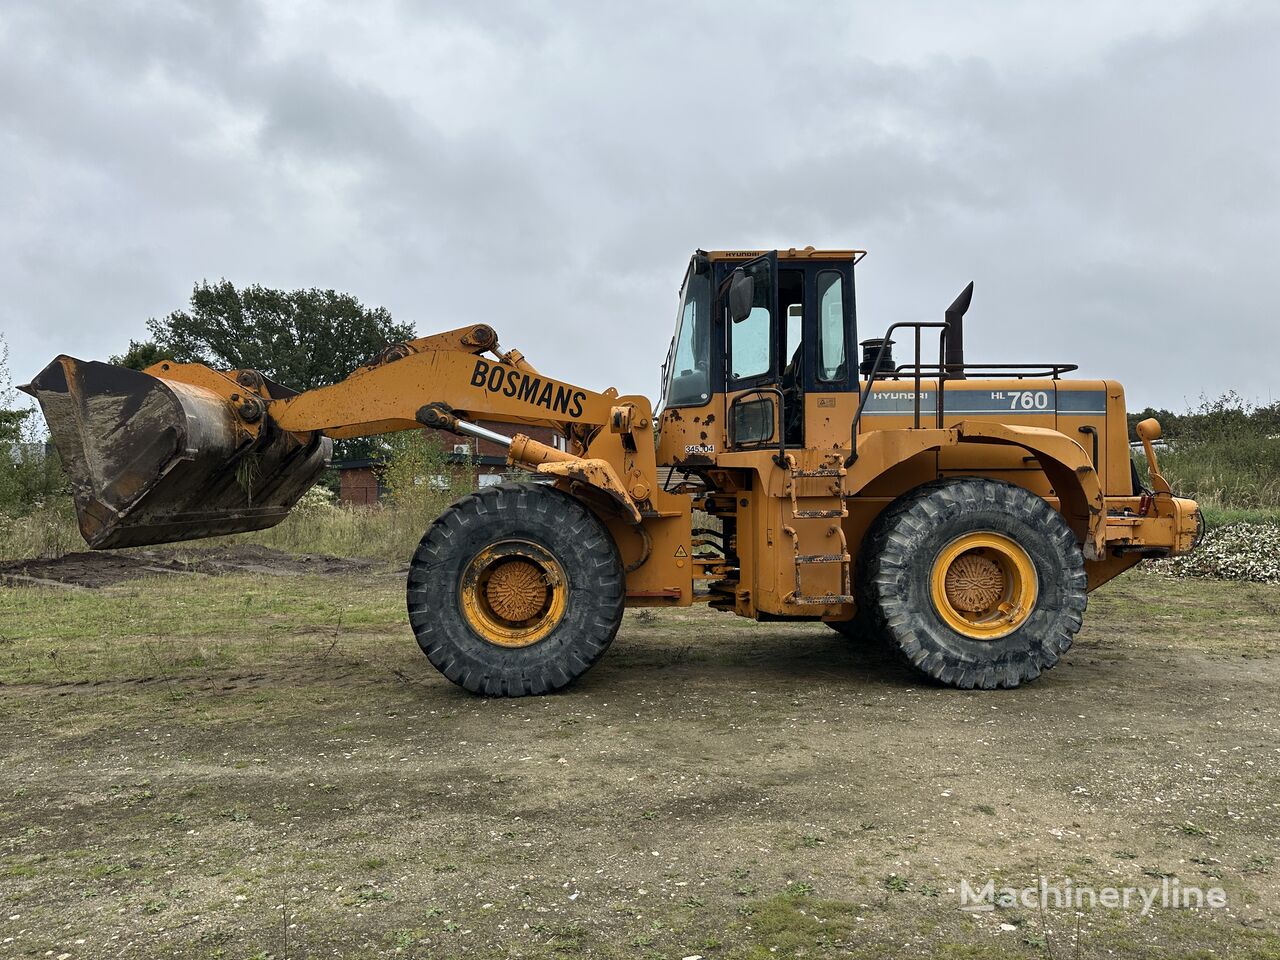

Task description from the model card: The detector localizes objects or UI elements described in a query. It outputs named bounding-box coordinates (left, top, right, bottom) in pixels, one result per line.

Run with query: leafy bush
left=1132, top=393, right=1280, bottom=511
left=291, top=484, right=337, bottom=517
left=377, top=431, right=465, bottom=512
left=1149, top=438, right=1280, bottom=512
left=1129, top=391, right=1280, bottom=445
left=0, top=334, right=68, bottom=519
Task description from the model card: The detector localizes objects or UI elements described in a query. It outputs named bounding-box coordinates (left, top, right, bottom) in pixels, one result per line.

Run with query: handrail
left=728, top=386, right=788, bottom=465
left=846, top=321, right=949, bottom=465
left=895, top=361, right=1079, bottom=380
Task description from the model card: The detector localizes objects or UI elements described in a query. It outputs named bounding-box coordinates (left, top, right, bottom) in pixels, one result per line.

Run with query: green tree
left=143, top=281, right=416, bottom=460
left=377, top=430, right=468, bottom=512
left=148, top=281, right=414, bottom=392
left=0, top=406, right=26, bottom=446
left=1, top=334, right=31, bottom=448
left=110, top=339, right=173, bottom=370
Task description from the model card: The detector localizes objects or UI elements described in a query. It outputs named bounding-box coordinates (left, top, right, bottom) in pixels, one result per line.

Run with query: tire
left=406, top=483, right=625, bottom=696
left=862, top=477, right=1086, bottom=689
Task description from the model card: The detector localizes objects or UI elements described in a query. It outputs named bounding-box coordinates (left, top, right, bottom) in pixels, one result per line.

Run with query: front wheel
left=862, top=478, right=1087, bottom=689
left=406, top=483, right=625, bottom=696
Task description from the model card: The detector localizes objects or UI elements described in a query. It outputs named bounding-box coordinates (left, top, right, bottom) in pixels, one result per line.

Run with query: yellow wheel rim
left=929, top=532, right=1037, bottom=640
left=459, top=540, right=567, bottom=648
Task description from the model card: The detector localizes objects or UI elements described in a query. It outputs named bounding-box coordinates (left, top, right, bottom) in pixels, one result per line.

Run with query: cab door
left=801, top=264, right=857, bottom=452
left=723, top=255, right=856, bottom=454
left=724, top=251, right=783, bottom=452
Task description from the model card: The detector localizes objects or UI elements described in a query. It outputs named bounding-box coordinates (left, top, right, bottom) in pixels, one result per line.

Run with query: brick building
left=335, top=420, right=566, bottom=505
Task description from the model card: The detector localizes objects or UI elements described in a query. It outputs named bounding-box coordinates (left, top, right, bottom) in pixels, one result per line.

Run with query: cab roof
left=702, top=246, right=867, bottom=264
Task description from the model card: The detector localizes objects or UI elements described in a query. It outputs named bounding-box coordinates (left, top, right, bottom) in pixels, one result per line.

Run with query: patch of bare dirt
left=0, top=543, right=384, bottom=589
left=0, top=578, right=1278, bottom=957
left=0, top=665, right=387, bottom=696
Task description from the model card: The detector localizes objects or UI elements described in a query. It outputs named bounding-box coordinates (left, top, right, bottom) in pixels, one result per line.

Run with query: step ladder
left=782, top=454, right=855, bottom=606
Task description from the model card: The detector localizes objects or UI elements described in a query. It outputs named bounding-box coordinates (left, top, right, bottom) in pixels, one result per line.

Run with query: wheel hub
left=484, top=559, right=549, bottom=622
left=459, top=540, right=567, bottom=648
left=930, top=532, right=1037, bottom=640
left=943, top=553, right=1005, bottom=613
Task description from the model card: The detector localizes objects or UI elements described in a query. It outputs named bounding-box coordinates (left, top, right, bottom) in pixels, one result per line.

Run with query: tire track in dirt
left=0, top=544, right=391, bottom=589
left=0, top=663, right=434, bottom=696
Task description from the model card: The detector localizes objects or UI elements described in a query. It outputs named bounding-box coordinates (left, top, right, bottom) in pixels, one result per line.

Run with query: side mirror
left=1135, top=418, right=1171, bottom=495
left=728, top=268, right=755, bottom=323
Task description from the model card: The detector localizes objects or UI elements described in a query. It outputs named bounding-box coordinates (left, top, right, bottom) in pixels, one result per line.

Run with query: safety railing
left=846, top=321, right=949, bottom=463
left=895, top=362, right=1078, bottom=380
left=846, top=323, right=1081, bottom=465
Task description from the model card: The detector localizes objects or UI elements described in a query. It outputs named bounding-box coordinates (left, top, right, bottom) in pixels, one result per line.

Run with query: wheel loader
left=22, top=247, right=1202, bottom=695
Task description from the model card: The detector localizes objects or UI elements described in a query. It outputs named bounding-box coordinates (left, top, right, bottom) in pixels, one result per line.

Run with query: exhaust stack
left=943, top=281, right=974, bottom=380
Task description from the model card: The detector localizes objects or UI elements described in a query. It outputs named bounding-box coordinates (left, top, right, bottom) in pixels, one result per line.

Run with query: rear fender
left=848, top=421, right=1105, bottom=559
left=954, top=421, right=1105, bottom=560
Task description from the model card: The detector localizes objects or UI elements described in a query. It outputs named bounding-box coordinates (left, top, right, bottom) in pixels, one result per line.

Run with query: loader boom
left=23, top=322, right=672, bottom=551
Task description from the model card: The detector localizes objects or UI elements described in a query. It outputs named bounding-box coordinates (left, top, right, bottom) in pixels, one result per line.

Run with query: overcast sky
left=2, top=0, right=1277, bottom=411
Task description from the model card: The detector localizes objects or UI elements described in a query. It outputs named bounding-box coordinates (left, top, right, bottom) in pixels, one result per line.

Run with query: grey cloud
left=0, top=1, right=1276, bottom=411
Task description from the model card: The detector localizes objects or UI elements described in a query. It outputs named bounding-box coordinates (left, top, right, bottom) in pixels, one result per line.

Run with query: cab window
left=730, top=306, right=771, bottom=381
left=729, top=258, right=777, bottom=383
left=816, top=270, right=846, bottom=382
left=662, top=265, right=713, bottom=407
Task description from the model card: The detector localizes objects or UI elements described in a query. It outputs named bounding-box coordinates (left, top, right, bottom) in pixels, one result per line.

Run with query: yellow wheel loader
left=23, top=248, right=1202, bottom=695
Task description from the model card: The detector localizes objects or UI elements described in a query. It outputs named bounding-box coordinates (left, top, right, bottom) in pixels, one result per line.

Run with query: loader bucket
left=21, top=357, right=331, bottom=549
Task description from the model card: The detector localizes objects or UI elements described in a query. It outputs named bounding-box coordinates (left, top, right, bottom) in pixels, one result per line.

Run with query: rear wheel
left=406, top=483, right=625, bottom=696
left=863, top=478, right=1086, bottom=689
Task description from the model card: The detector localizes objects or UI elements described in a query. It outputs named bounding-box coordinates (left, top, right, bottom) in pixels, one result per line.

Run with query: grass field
left=1, top=556, right=1278, bottom=959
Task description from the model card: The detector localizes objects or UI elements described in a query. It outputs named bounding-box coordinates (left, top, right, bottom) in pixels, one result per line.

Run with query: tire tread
left=861, top=477, right=1087, bottom=690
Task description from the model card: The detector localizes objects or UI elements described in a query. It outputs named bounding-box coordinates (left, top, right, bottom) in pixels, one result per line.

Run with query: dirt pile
left=0, top=544, right=384, bottom=589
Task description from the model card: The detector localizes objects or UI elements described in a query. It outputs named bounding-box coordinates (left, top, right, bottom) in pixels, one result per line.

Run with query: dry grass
left=0, top=569, right=404, bottom=685
left=0, top=496, right=448, bottom=566
left=223, top=499, right=443, bottom=564
left=0, top=498, right=81, bottom=561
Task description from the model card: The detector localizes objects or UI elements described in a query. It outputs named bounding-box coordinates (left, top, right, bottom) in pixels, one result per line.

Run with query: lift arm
left=269, top=325, right=618, bottom=439
left=23, top=323, right=658, bottom=548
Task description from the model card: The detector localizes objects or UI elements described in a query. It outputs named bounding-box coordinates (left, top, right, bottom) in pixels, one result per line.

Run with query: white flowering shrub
left=291, top=484, right=337, bottom=517
left=1153, top=522, right=1280, bottom=583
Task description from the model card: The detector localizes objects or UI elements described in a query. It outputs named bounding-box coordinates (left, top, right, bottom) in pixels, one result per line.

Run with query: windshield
left=661, top=262, right=713, bottom=408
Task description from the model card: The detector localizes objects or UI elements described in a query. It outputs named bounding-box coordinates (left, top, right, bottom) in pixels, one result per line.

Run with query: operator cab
left=659, top=248, right=864, bottom=462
